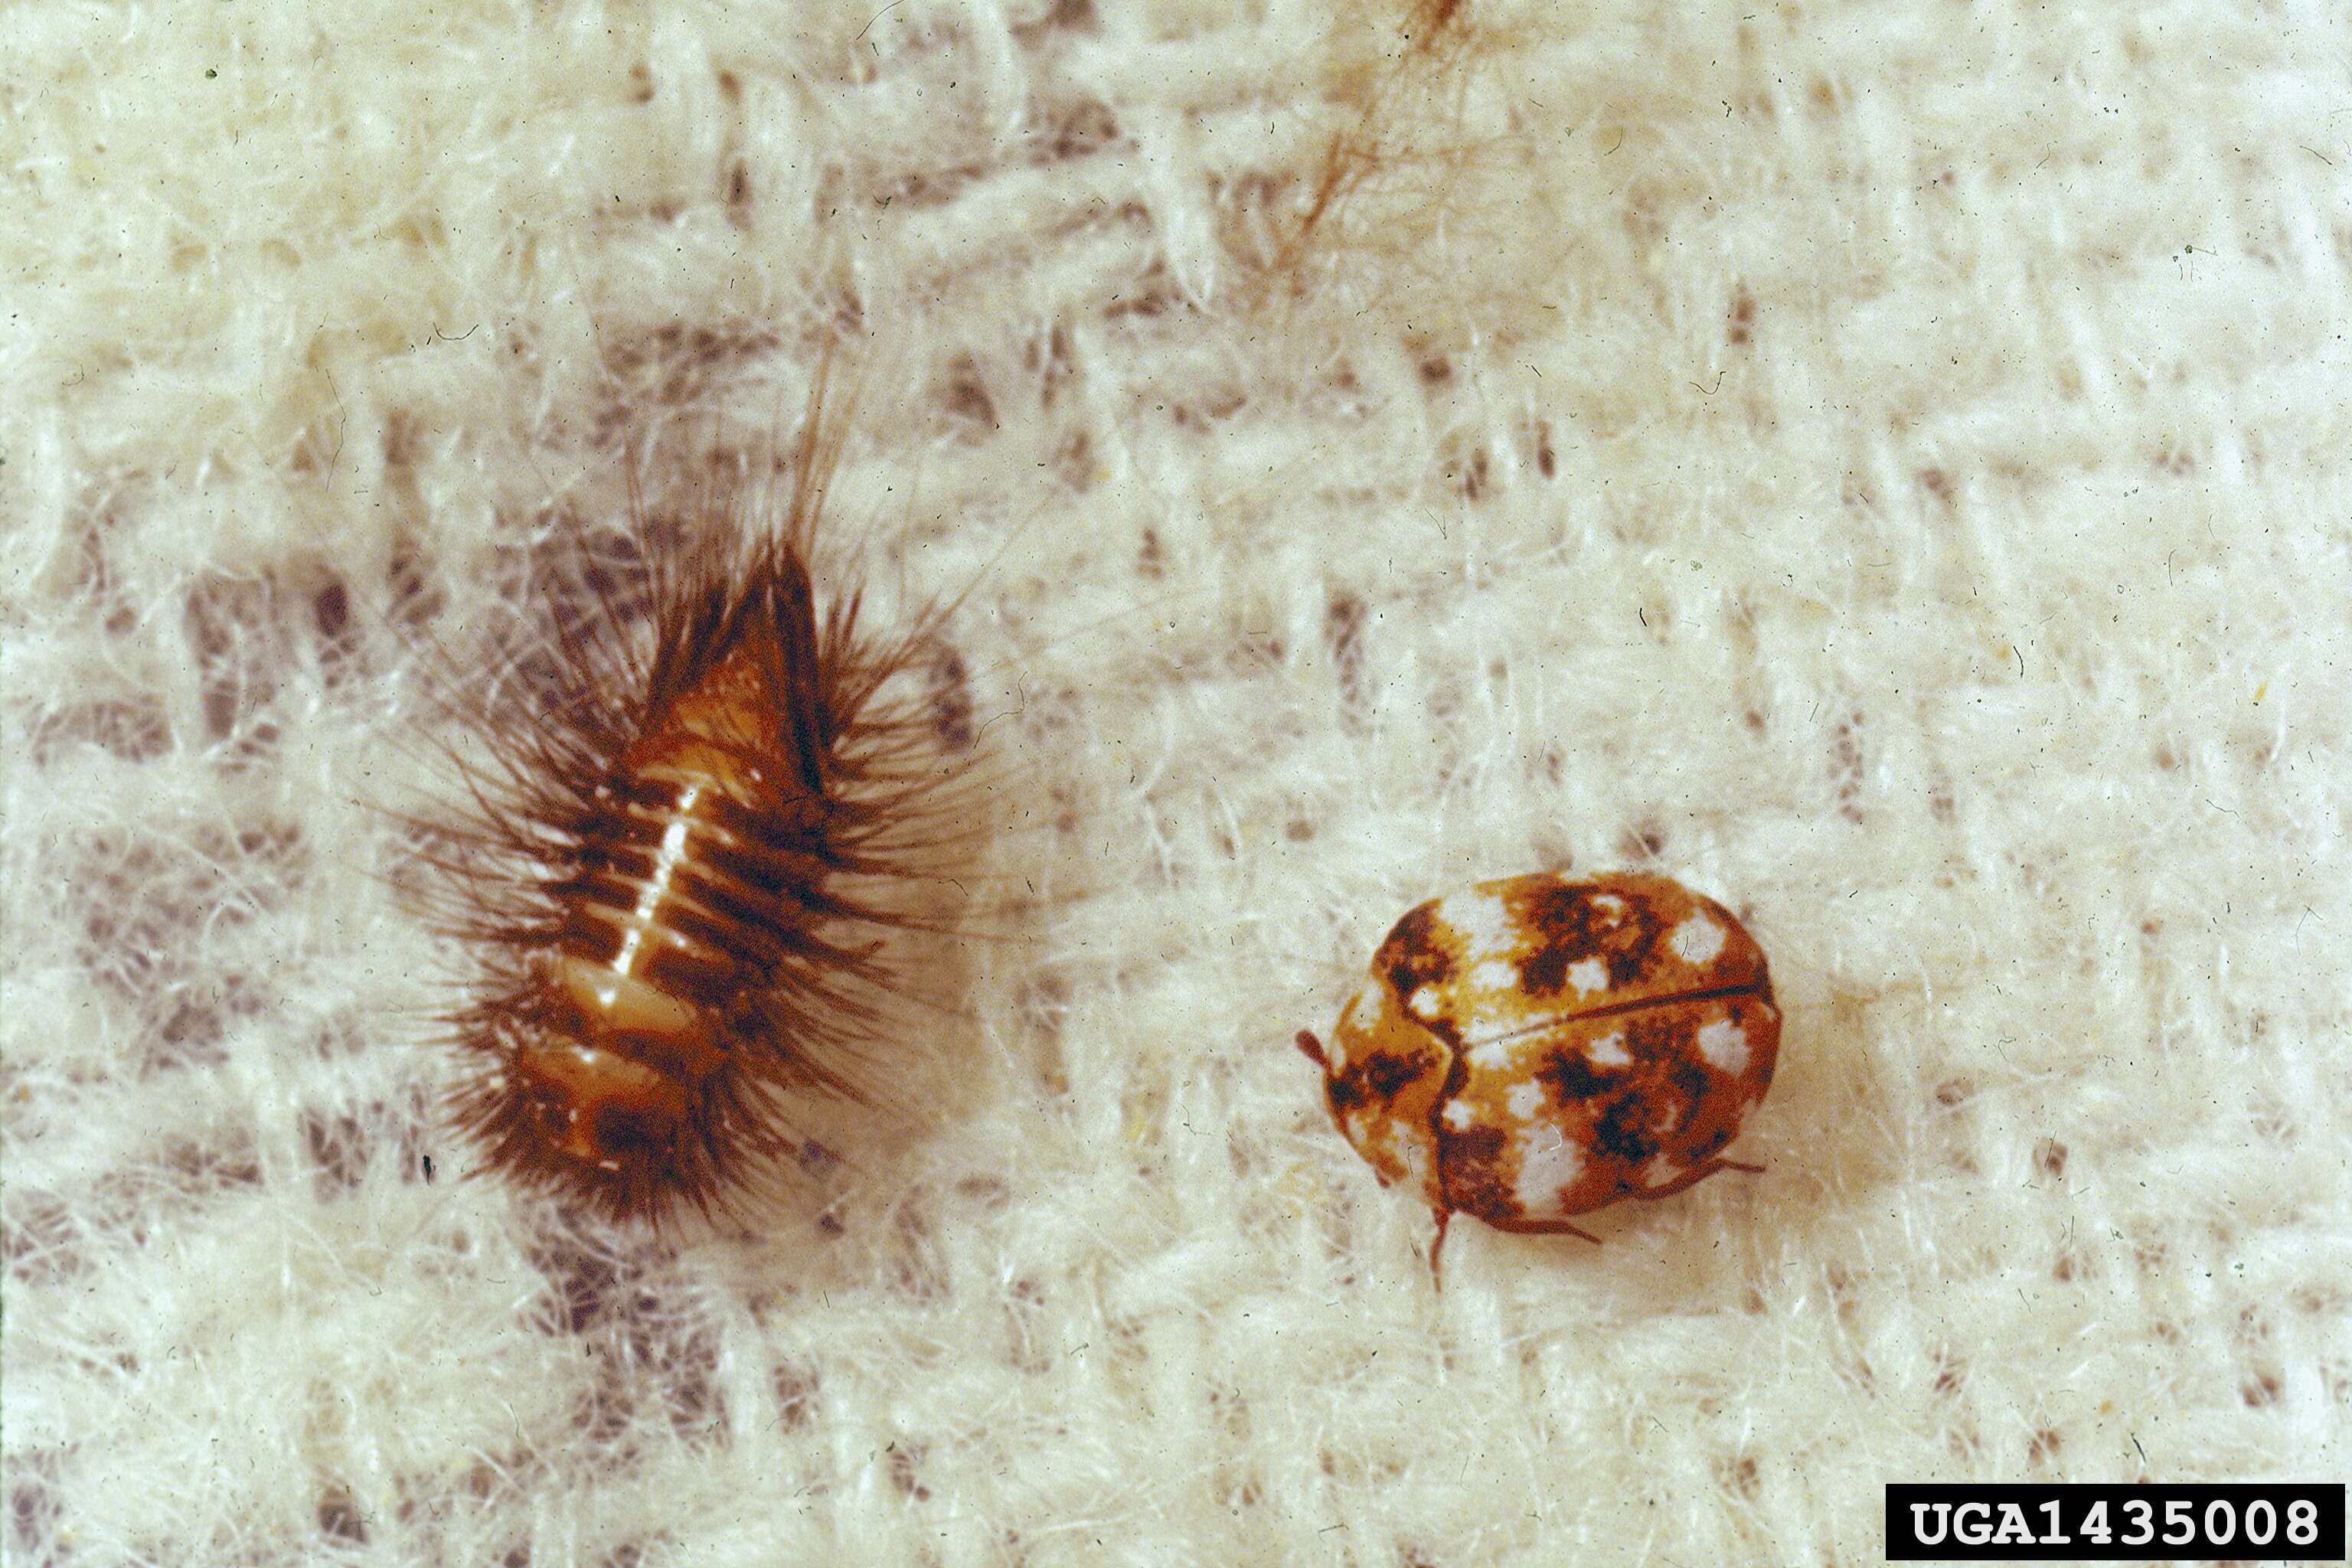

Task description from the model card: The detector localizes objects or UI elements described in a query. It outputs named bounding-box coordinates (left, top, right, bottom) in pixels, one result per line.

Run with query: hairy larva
left=403, top=362, right=981, bottom=1227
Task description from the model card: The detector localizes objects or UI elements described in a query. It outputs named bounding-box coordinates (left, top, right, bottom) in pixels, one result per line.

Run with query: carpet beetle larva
left=410, top=356, right=984, bottom=1228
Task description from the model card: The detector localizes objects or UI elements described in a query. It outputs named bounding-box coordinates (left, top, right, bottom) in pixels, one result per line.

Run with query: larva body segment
left=422, top=393, right=969, bottom=1226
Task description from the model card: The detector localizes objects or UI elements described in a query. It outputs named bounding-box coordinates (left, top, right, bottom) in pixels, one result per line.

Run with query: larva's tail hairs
left=414, top=349, right=992, bottom=1230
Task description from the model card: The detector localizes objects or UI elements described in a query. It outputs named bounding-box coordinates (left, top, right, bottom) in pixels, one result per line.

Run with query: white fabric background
left=5, top=2, right=2347, bottom=1563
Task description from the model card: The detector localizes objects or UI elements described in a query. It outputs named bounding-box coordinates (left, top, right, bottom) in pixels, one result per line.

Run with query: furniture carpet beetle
left=1295, top=871, right=1779, bottom=1277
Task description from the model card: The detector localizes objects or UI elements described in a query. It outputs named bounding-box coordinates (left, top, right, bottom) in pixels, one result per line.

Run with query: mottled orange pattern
left=1298, top=872, right=1779, bottom=1268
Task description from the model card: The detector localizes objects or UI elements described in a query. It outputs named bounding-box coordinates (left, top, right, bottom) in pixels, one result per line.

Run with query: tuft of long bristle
left=1233, top=0, right=1485, bottom=312
left=409, top=363, right=978, bottom=1228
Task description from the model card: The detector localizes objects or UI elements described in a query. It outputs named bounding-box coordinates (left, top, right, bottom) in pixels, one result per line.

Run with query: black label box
left=1885, top=1483, right=2344, bottom=1561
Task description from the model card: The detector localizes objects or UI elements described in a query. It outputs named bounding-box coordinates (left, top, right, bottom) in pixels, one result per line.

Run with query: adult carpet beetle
left=1295, top=871, right=1779, bottom=1276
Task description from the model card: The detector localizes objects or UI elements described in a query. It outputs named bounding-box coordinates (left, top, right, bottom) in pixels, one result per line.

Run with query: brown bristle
left=1235, top=0, right=1481, bottom=306
left=411, top=366, right=975, bottom=1227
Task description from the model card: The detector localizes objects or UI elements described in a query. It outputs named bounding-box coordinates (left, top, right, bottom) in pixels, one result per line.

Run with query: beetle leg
left=1426, top=1207, right=1452, bottom=1287
left=1481, top=1214, right=1604, bottom=1244
left=1625, top=1155, right=1762, bottom=1204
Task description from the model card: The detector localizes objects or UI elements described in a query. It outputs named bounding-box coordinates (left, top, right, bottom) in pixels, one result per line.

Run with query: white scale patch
left=1456, top=968, right=1531, bottom=1039
left=1669, top=913, right=1727, bottom=965
left=1504, top=1080, right=1546, bottom=1121
left=1592, top=893, right=1627, bottom=916
left=1468, top=959, right=1516, bottom=993
left=1438, top=890, right=1518, bottom=960
left=1566, top=956, right=1609, bottom=995
left=1409, top=987, right=1443, bottom=1019
left=1442, top=1099, right=1478, bottom=1129
left=1694, top=1018, right=1749, bottom=1076
left=1466, top=1039, right=1516, bottom=1072
left=1514, top=1122, right=1585, bottom=1217
left=1586, top=1031, right=1631, bottom=1068
left=1640, top=1155, right=1686, bottom=1190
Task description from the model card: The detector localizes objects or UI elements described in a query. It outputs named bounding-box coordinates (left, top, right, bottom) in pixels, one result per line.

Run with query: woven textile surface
left=5, top=2, right=2347, bottom=1563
